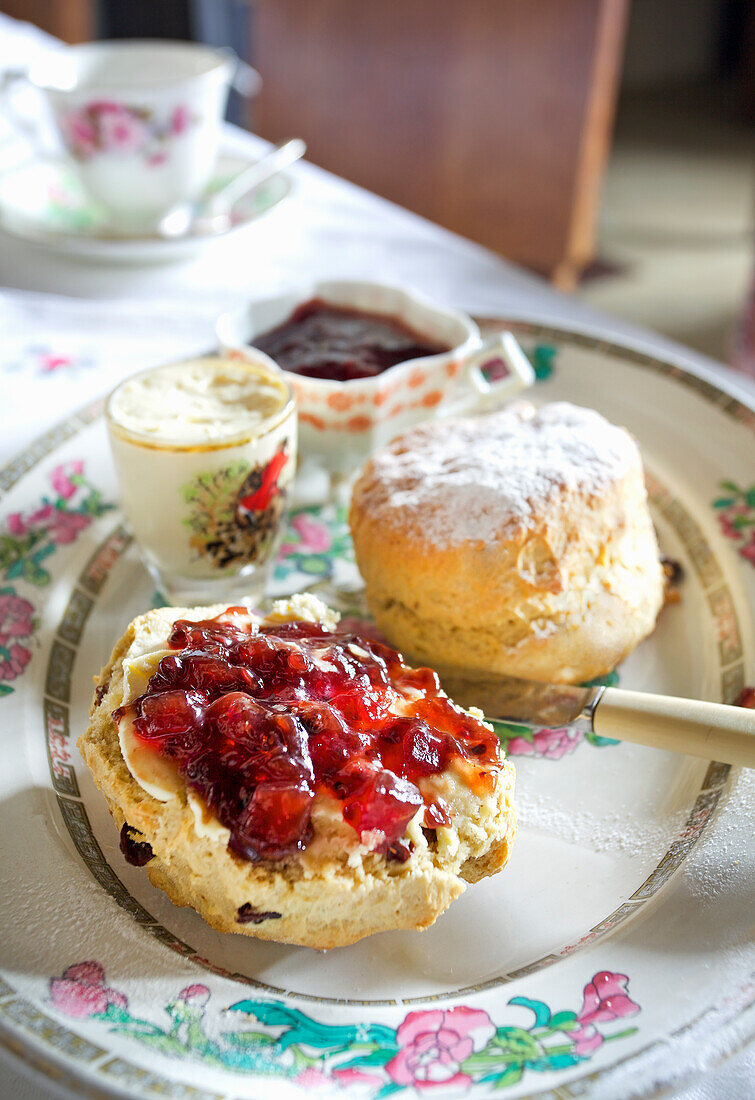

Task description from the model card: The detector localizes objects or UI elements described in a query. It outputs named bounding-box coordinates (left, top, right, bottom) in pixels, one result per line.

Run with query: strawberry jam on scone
left=80, top=595, right=516, bottom=948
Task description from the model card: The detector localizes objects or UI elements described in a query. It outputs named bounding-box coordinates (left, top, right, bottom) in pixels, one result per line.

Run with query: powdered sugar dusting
left=516, top=787, right=688, bottom=858
left=357, top=402, right=640, bottom=546
left=684, top=768, right=755, bottom=906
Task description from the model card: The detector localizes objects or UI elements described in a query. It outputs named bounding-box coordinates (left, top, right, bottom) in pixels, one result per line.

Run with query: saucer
left=0, top=152, right=292, bottom=263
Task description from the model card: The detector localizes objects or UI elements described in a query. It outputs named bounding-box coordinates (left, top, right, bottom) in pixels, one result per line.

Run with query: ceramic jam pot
left=216, top=280, right=535, bottom=473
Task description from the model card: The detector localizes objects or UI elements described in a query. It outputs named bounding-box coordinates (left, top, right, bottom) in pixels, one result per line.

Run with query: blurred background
left=2, top=0, right=754, bottom=368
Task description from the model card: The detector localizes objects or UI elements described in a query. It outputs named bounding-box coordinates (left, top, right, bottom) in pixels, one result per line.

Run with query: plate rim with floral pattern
left=0, top=317, right=753, bottom=1100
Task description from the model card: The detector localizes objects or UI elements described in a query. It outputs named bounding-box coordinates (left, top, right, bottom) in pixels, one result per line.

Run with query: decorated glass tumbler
left=106, top=355, right=296, bottom=606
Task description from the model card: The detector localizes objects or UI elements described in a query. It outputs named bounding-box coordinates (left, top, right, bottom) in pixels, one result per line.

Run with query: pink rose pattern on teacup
left=61, top=101, right=197, bottom=165
left=50, top=962, right=641, bottom=1089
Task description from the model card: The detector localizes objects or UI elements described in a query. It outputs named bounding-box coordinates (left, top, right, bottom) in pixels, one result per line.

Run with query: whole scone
left=349, top=402, right=664, bottom=684
left=78, top=595, right=516, bottom=949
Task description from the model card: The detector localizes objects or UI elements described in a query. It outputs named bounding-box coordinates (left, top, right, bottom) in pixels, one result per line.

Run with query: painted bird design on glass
left=236, top=449, right=288, bottom=526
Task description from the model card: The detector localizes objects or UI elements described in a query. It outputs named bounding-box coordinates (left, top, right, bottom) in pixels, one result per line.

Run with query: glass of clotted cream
left=106, top=355, right=296, bottom=605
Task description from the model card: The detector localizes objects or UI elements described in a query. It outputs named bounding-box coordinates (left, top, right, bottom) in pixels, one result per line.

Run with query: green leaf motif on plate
left=529, top=342, right=558, bottom=382
left=712, top=479, right=755, bottom=569
left=48, top=963, right=640, bottom=1091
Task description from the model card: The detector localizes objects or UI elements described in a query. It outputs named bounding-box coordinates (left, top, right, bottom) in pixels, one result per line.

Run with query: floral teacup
left=216, top=280, right=535, bottom=474
left=7, top=41, right=251, bottom=232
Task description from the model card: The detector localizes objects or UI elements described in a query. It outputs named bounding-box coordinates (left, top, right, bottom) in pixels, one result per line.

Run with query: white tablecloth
left=0, top=12, right=752, bottom=1100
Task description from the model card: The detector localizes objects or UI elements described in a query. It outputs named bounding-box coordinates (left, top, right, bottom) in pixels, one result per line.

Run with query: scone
left=78, top=595, right=515, bottom=949
left=349, top=402, right=664, bottom=684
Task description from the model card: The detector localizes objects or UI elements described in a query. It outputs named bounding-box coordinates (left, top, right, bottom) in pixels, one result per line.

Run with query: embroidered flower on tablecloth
left=2, top=344, right=95, bottom=377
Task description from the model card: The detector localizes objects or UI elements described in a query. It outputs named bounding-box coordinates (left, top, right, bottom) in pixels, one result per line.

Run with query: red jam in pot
left=252, top=299, right=449, bottom=382
left=113, top=614, right=502, bottom=863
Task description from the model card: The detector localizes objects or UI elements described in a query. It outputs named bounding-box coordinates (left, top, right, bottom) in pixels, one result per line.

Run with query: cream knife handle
left=592, top=687, right=755, bottom=767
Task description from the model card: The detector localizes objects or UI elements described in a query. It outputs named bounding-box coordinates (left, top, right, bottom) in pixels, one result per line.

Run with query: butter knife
left=436, top=670, right=755, bottom=768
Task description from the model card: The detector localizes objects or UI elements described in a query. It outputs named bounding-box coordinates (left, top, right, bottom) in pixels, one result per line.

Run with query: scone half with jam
left=79, top=595, right=516, bottom=949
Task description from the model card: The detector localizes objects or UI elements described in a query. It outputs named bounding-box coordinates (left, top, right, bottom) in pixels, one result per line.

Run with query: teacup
left=216, top=280, right=535, bottom=474
left=11, top=40, right=246, bottom=232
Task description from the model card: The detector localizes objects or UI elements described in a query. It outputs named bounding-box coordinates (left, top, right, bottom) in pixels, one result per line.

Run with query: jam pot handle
left=446, top=331, right=536, bottom=416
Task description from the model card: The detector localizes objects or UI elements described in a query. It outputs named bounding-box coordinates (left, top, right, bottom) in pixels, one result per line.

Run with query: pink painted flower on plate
left=0, top=642, right=32, bottom=682
left=51, top=461, right=84, bottom=500
left=717, top=504, right=749, bottom=540
left=6, top=513, right=28, bottom=536
left=147, top=150, right=168, bottom=167
left=26, top=503, right=56, bottom=527
left=170, top=103, right=190, bottom=135
left=0, top=594, right=34, bottom=660
left=0, top=592, right=34, bottom=647
left=507, top=726, right=583, bottom=760
left=50, top=961, right=127, bottom=1019
left=177, top=983, right=210, bottom=1007
left=0, top=597, right=33, bottom=683
left=332, top=1066, right=385, bottom=1089
left=63, top=961, right=107, bottom=984
left=291, top=513, right=332, bottom=553
left=566, top=1023, right=604, bottom=1056
left=47, top=509, right=91, bottom=545
left=739, top=532, right=755, bottom=567
left=294, top=1068, right=332, bottom=1089
left=576, top=971, right=640, bottom=1027
left=386, top=1006, right=495, bottom=1090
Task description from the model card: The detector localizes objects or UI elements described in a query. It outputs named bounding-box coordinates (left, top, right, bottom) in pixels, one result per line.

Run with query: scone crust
left=349, top=404, right=665, bottom=683
left=78, top=606, right=516, bottom=949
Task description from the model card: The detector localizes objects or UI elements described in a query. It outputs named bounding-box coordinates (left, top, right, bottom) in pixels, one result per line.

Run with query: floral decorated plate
left=0, top=152, right=292, bottom=264
left=0, top=320, right=753, bottom=1100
